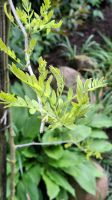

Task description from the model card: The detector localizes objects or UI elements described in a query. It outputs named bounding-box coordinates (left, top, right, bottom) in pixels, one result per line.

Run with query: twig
left=0, top=110, right=8, bottom=125
left=15, top=140, right=74, bottom=149
left=8, top=0, right=45, bottom=133
left=40, top=121, right=45, bottom=134
left=26, top=193, right=31, bottom=200
left=8, top=0, right=33, bottom=74
left=0, top=124, right=10, bottom=133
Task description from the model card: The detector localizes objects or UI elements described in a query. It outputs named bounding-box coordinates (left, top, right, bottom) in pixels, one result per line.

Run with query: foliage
left=88, top=0, right=104, bottom=19
left=0, top=64, right=106, bottom=129
left=8, top=0, right=105, bottom=67
left=6, top=83, right=111, bottom=200
left=52, top=0, right=104, bottom=31
left=0, top=38, right=20, bottom=63
left=9, top=25, right=61, bottom=65
left=80, top=34, right=112, bottom=89
left=0, top=0, right=112, bottom=199
left=54, top=0, right=90, bottom=30
left=87, top=0, right=103, bottom=6
left=59, top=36, right=97, bottom=70
left=60, top=37, right=77, bottom=61
left=100, top=151, right=112, bottom=200
left=1, top=58, right=110, bottom=199
left=6, top=0, right=62, bottom=65
left=102, top=90, right=112, bottom=117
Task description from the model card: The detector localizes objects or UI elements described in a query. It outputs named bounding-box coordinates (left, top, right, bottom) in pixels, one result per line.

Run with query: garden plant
left=0, top=0, right=112, bottom=199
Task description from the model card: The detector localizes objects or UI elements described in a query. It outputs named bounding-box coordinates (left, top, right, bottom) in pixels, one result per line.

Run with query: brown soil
left=45, top=6, right=112, bottom=68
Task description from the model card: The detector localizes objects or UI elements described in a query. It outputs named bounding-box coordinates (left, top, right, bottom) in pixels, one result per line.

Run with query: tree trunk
left=0, top=0, right=9, bottom=199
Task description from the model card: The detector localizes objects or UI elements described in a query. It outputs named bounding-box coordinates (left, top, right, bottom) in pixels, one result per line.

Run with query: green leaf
left=0, top=39, right=20, bottom=63
left=68, top=87, right=73, bottom=100
left=16, top=181, right=26, bottom=200
left=42, top=174, right=60, bottom=199
left=38, top=57, right=48, bottom=82
left=42, top=128, right=69, bottom=143
left=26, top=180, right=40, bottom=200
left=11, top=107, right=28, bottom=131
left=16, top=8, right=28, bottom=24
left=29, top=38, right=37, bottom=53
left=11, top=82, right=25, bottom=98
left=50, top=90, right=57, bottom=106
left=49, top=150, right=81, bottom=168
left=41, top=0, right=51, bottom=15
left=50, top=66, right=64, bottom=95
left=22, top=83, right=37, bottom=100
left=46, top=169, right=75, bottom=196
left=22, top=0, right=31, bottom=13
left=69, top=125, right=91, bottom=142
left=0, top=90, right=40, bottom=113
left=63, top=162, right=96, bottom=195
left=27, top=165, right=42, bottom=185
left=89, top=140, right=112, bottom=153
left=76, top=76, right=89, bottom=104
left=0, top=92, right=17, bottom=105
left=22, top=148, right=37, bottom=158
left=44, top=75, right=52, bottom=97
left=29, top=108, right=36, bottom=114
left=4, top=2, right=14, bottom=22
left=90, top=113, right=112, bottom=128
left=22, top=115, right=41, bottom=138
left=76, top=77, right=106, bottom=105
left=44, top=146, right=64, bottom=160
left=17, top=179, right=40, bottom=200
left=88, top=77, right=106, bottom=91
left=53, top=20, right=62, bottom=29
left=89, top=161, right=103, bottom=178
left=93, top=10, right=104, bottom=20
left=56, top=189, right=68, bottom=200
left=91, top=129, right=108, bottom=139
left=10, top=63, right=41, bottom=92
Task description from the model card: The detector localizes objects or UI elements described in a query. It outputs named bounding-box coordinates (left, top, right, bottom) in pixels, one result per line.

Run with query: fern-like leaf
left=76, top=76, right=89, bottom=104
left=0, top=39, right=20, bottom=63
left=88, top=77, right=106, bottom=91
left=0, top=92, right=40, bottom=114
left=22, top=0, right=31, bottom=13
left=0, top=92, right=16, bottom=105
left=38, top=57, right=48, bottom=82
left=76, top=76, right=106, bottom=104
left=10, top=63, right=41, bottom=92
left=50, top=66, right=64, bottom=96
left=16, top=8, right=28, bottom=24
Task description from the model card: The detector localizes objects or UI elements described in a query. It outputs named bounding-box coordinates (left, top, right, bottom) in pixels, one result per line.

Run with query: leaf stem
left=16, top=140, right=76, bottom=149
left=8, top=0, right=45, bottom=133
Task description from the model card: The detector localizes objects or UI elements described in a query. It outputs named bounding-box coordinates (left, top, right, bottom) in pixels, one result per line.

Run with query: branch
left=15, top=140, right=75, bottom=149
left=0, top=110, right=8, bottom=125
left=8, top=0, right=45, bottom=133
left=8, top=0, right=33, bottom=74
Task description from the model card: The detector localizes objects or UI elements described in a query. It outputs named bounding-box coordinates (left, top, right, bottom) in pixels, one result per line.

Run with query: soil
left=70, top=6, right=112, bottom=46
left=45, top=6, right=112, bottom=69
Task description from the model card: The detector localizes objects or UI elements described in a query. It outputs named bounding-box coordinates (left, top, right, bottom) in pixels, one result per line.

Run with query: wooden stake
left=0, top=0, right=9, bottom=199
